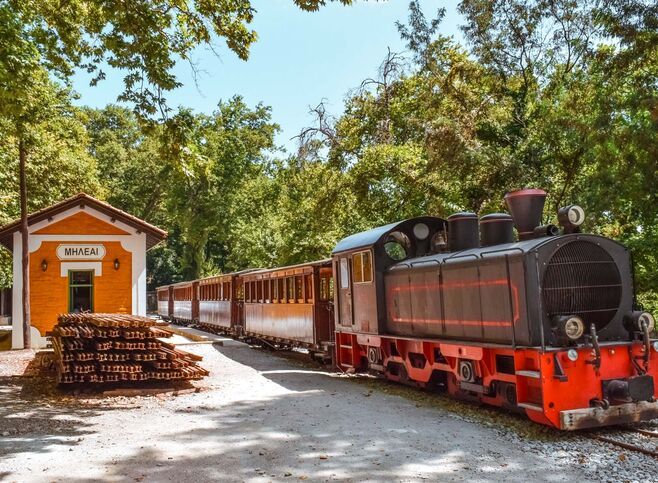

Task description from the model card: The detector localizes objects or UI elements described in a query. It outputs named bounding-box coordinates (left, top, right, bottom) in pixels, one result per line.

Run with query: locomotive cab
left=332, top=217, right=448, bottom=337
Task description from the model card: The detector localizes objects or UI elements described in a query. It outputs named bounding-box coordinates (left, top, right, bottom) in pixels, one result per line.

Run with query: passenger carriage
left=197, top=269, right=257, bottom=335
left=242, top=260, right=334, bottom=357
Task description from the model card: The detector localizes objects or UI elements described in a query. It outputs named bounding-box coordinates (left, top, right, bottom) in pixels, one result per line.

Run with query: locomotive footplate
left=560, top=400, right=658, bottom=430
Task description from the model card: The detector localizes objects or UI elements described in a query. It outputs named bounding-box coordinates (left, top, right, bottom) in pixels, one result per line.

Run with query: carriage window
left=295, top=275, right=303, bottom=301
left=320, top=273, right=333, bottom=301
left=340, top=258, right=349, bottom=288
left=287, top=277, right=295, bottom=302
left=278, top=278, right=285, bottom=303
left=305, top=275, right=313, bottom=303
left=352, top=251, right=373, bottom=283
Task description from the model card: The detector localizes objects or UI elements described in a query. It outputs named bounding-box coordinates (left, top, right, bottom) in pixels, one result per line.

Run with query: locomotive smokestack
left=504, top=188, right=547, bottom=240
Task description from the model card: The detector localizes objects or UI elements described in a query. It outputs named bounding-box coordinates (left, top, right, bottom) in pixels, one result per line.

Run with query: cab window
left=352, top=251, right=373, bottom=284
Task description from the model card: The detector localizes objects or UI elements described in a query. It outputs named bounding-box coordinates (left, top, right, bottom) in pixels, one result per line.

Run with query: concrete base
left=167, top=324, right=246, bottom=347
left=11, top=326, right=48, bottom=350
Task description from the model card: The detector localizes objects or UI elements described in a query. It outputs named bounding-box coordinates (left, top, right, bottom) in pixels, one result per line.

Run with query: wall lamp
left=41, top=259, right=48, bottom=272
left=113, top=258, right=120, bottom=270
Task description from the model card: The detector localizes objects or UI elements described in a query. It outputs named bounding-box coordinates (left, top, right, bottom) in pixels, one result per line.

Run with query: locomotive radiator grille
left=542, top=241, right=622, bottom=330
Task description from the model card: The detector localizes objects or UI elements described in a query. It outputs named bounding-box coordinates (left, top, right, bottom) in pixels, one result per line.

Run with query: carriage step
left=518, top=402, right=543, bottom=412
left=516, top=370, right=541, bottom=379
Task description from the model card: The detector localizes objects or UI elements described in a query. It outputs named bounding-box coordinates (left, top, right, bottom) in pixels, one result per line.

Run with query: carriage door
left=338, top=257, right=353, bottom=326
left=235, top=279, right=245, bottom=334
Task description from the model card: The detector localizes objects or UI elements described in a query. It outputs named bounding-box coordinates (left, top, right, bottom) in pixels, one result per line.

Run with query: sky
left=72, top=0, right=463, bottom=153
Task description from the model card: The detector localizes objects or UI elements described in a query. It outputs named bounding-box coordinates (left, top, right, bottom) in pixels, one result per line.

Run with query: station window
left=352, top=251, right=373, bottom=283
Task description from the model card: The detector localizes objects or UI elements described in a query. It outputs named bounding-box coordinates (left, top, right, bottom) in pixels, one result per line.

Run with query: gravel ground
left=0, top=342, right=656, bottom=482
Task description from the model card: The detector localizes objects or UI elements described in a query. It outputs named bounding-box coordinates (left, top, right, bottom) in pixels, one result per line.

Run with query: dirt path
left=0, top=342, right=641, bottom=482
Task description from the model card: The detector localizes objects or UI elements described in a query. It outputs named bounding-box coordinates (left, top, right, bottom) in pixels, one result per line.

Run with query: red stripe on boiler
left=391, top=317, right=512, bottom=327
left=387, top=278, right=521, bottom=327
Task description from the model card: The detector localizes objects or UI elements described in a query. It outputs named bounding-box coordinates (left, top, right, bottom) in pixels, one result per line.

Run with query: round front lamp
left=554, top=315, right=585, bottom=340
left=113, top=258, right=120, bottom=270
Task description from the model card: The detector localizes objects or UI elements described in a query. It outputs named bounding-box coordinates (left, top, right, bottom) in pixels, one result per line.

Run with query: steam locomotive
left=157, top=188, right=658, bottom=430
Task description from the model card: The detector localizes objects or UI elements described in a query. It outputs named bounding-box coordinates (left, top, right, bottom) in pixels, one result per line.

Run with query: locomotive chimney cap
left=504, top=188, right=547, bottom=199
left=504, top=188, right=547, bottom=240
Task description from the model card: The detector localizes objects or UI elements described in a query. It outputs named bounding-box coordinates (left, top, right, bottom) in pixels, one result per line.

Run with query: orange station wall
left=28, top=211, right=134, bottom=336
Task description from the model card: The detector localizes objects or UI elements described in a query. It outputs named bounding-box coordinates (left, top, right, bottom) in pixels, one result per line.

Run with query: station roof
left=0, top=193, right=167, bottom=251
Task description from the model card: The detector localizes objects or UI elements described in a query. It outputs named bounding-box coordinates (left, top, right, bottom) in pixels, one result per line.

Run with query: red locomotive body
left=242, top=260, right=334, bottom=355
left=333, top=190, right=658, bottom=430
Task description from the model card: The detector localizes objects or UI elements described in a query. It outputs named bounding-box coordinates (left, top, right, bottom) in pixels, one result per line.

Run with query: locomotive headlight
left=626, top=311, right=656, bottom=333
left=653, top=341, right=658, bottom=353
left=567, top=349, right=579, bottom=361
left=554, top=315, right=585, bottom=340
left=638, top=312, right=655, bottom=333
left=558, top=205, right=585, bottom=227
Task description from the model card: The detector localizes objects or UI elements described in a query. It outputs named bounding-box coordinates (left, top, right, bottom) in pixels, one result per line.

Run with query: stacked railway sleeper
left=50, top=313, right=209, bottom=385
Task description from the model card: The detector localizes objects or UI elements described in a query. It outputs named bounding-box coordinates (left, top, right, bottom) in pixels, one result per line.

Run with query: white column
left=131, top=233, right=147, bottom=316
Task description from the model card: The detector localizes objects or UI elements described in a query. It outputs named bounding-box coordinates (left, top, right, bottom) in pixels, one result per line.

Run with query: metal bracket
left=586, top=324, right=601, bottom=370
left=553, top=353, right=568, bottom=382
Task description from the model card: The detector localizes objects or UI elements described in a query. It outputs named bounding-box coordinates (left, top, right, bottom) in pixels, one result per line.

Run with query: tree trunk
left=19, top=136, right=31, bottom=349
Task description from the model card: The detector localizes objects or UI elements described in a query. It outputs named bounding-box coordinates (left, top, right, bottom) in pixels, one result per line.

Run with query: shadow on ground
left=0, top=352, right=110, bottom=459
left=60, top=345, right=581, bottom=482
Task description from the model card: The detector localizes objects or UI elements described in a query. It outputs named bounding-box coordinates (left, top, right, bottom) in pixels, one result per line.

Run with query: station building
left=0, top=193, right=166, bottom=349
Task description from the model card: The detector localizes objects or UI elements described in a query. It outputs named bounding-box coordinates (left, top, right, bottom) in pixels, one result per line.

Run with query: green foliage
left=162, top=97, right=279, bottom=279
left=0, top=0, right=656, bottom=320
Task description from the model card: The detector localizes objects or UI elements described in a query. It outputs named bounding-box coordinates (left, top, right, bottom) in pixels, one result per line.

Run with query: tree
left=0, top=0, right=351, bottom=346
left=163, top=97, right=278, bottom=279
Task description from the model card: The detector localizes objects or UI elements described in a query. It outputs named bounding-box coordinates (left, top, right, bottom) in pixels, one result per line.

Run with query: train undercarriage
left=335, top=331, right=658, bottom=430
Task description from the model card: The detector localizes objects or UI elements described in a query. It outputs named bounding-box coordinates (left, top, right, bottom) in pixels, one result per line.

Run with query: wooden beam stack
left=50, top=313, right=209, bottom=385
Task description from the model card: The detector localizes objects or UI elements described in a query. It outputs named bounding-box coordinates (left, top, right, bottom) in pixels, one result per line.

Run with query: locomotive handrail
left=479, top=247, right=525, bottom=258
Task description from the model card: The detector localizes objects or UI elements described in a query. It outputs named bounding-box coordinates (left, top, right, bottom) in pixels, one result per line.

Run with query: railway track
left=589, top=426, right=658, bottom=459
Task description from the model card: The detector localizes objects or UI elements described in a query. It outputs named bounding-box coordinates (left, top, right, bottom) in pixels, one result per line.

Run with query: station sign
left=56, top=244, right=106, bottom=260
